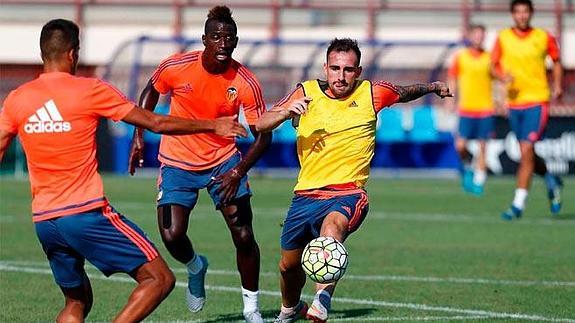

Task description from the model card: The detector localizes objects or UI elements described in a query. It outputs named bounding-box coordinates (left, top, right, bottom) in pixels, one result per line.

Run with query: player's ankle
left=186, top=254, right=204, bottom=274
left=242, top=287, right=259, bottom=314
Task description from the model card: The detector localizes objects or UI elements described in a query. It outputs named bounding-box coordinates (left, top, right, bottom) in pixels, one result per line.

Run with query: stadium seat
left=408, top=105, right=439, bottom=142
left=376, top=108, right=406, bottom=142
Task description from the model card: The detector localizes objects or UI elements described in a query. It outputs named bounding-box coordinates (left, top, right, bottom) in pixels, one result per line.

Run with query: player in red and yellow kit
left=0, top=19, right=246, bottom=322
left=447, top=24, right=494, bottom=195
left=492, top=0, right=564, bottom=220
left=128, top=6, right=270, bottom=321
left=256, top=38, right=452, bottom=323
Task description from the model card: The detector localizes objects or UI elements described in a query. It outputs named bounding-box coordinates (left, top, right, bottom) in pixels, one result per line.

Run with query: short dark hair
left=510, top=0, right=533, bottom=12
left=205, top=5, right=237, bottom=34
left=40, top=19, right=79, bottom=62
left=326, top=38, right=361, bottom=66
left=468, top=23, right=486, bottom=32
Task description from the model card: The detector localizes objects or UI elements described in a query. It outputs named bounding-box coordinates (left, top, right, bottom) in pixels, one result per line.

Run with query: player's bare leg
left=307, top=211, right=350, bottom=322
left=276, top=248, right=308, bottom=322
left=58, top=272, right=93, bottom=323
left=113, top=257, right=175, bottom=322
left=503, top=141, right=534, bottom=220
left=472, top=140, right=488, bottom=194
left=157, top=204, right=207, bottom=312
left=221, top=197, right=263, bottom=322
left=157, top=205, right=195, bottom=263
left=455, top=137, right=475, bottom=193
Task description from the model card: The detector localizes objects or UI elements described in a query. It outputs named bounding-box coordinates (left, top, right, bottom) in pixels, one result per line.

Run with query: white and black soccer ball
left=301, top=236, right=348, bottom=284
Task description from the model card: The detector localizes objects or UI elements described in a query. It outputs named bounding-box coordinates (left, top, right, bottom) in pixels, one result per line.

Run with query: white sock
left=473, top=169, right=487, bottom=186
left=312, top=290, right=331, bottom=311
left=280, top=302, right=299, bottom=314
left=186, top=254, right=203, bottom=274
left=242, top=287, right=259, bottom=314
left=512, top=189, right=528, bottom=210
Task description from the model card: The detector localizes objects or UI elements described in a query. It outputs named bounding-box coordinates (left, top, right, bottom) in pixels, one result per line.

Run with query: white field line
left=3, top=260, right=574, bottom=288
left=1, top=263, right=574, bottom=323
left=113, top=203, right=575, bottom=226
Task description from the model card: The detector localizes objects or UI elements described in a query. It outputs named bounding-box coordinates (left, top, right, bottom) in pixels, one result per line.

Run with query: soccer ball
left=301, top=236, right=348, bottom=284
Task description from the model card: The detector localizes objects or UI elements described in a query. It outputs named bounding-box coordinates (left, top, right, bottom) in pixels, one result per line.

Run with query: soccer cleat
left=461, top=169, right=474, bottom=194
left=306, top=303, right=329, bottom=323
left=244, top=310, right=264, bottom=323
left=548, top=176, right=563, bottom=215
left=470, top=184, right=484, bottom=196
left=501, top=205, right=522, bottom=221
left=274, top=301, right=309, bottom=323
left=186, top=255, right=208, bottom=312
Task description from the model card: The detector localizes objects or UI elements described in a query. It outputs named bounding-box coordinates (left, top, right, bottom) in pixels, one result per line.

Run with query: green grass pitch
left=1, top=176, right=574, bottom=322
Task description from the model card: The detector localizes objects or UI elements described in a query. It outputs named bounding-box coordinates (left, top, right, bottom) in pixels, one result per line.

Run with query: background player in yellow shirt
left=256, top=38, right=451, bottom=323
left=492, top=0, right=564, bottom=220
left=448, top=24, right=494, bottom=195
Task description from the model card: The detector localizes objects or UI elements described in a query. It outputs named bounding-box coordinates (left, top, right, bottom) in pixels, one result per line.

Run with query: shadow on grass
left=202, top=307, right=376, bottom=322
left=552, top=212, right=575, bottom=220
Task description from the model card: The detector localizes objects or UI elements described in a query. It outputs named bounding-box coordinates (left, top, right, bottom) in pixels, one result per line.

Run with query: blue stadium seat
left=408, top=105, right=439, bottom=142
left=376, top=108, right=406, bottom=142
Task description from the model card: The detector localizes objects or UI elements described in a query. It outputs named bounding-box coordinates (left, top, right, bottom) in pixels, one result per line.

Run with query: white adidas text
left=24, top=100, right=71, bottom=134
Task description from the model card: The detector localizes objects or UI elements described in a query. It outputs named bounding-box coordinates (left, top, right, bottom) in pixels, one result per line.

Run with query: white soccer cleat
left=306, top=302, right=329, bottom=323
left=244, top=310, right=264, bottom=323
left=185, top=255, right=208, bottom=312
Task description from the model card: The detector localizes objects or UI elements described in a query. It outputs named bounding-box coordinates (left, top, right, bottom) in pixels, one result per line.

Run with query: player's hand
left=128, top=129, right=144, bottom=176
left=280, top=96, right=312, bottom=119
left=432, top=81, right=453, bottom=99
left=552, top=84, right=563, bottom=101
left=214, top=115, right=248, bottom=138
left=212, top=167, right=243, bottom=205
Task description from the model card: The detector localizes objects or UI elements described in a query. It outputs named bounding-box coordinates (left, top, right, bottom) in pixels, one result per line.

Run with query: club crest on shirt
left=226, top=87, right=238, bottom=101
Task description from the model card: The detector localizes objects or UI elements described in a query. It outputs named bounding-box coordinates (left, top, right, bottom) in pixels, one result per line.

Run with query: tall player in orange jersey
left=128, top=6, right=271, bottom=322
left=0, top=19, right=247, bottom=322
left=447, top=24, right=494, bottom=195
left=492, top=0, right=564, bottom=220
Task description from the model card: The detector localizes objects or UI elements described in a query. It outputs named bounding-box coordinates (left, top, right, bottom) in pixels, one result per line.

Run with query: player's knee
left=278, top=256, right=299, bottom=274
left=236, top=228, right=256, bottom=251
left=158, top=269, right=176, bottom=297
left=158, top=205, right=187, bottom=244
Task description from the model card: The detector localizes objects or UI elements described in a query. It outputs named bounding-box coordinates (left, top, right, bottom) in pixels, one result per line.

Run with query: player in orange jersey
left=492, top=0, right=564, bottom=220
left=447, top=24, right=495, bottom=195
left=128, top=6, right=271, bottom=322
left=0, top=19, right=247, bottom=323
left=256, top=38, right=451, bottom=323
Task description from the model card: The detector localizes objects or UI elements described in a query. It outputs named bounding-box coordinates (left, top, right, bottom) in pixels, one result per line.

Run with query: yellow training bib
left=294, top=80, right=376, bottom=191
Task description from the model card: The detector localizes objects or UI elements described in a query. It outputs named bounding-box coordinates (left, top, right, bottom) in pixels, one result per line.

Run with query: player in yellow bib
left=447, top=24, right=494, bottom=195
left=256, top=38, right=452, bottom=323
left=492, top=0, right=564, bottom=220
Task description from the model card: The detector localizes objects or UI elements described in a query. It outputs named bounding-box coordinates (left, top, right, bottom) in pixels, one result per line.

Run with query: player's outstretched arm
left=255, top=96, right=312, bottom=132
left=122, top=108, right=247, bottom=138
left=395, top=81, right=452, bottom=103
left=128, top=80, right=160, bottom=175
left=0, top=130, right=16, bottom=162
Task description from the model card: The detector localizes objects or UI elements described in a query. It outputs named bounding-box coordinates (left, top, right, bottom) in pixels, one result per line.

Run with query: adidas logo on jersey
left=24, top=100, right=71, bottom=134
left=349, top=101, right=359, bottom=108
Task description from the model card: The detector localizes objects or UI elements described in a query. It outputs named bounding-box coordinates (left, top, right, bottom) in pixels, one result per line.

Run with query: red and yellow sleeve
left=547, top=32, right=560, bottom=62
left=90, top=79, right=135, bottom=121
left=372, top=81, right=400, bottom=113
left=238, top=67, right=266, bottom=125
left=0, top=93, right=19, bottom=134
left=491, top=37, right=504, bottom=76
left=448, top=53, right=460, bottom=78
